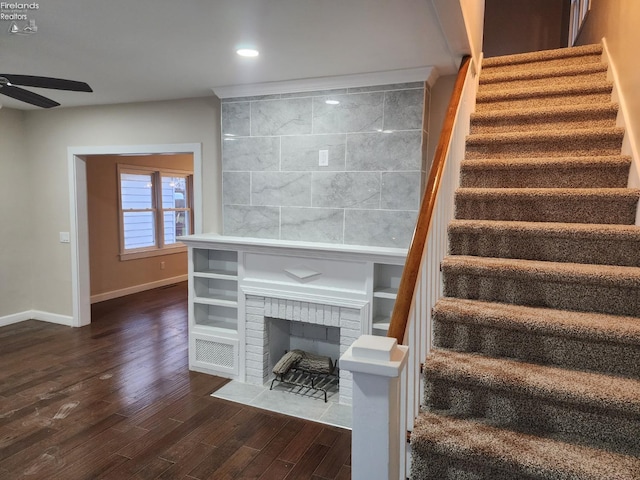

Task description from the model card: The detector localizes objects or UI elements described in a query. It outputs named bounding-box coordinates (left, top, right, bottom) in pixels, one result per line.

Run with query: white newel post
left=340, top=335, right=409, bottom=480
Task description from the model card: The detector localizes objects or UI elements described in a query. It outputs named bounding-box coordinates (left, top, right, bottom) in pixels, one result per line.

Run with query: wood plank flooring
left=0, top=283, right=351, bottom=479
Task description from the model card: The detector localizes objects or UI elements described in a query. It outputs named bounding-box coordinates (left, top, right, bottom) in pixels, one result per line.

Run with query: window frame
left=117, top=164, right=194, bottom=261
left=569, top=0, right=591, bottom=46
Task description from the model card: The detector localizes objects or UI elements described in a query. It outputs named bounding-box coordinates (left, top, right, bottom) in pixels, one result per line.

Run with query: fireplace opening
left=266, top=317, right=340, bottom=401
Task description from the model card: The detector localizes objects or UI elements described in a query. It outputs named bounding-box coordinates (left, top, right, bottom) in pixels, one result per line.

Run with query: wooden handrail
left=387, top=55, right=472, bottom=344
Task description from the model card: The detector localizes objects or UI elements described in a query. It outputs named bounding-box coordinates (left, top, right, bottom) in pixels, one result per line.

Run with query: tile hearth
left=211, top=379, right=352, bottom=429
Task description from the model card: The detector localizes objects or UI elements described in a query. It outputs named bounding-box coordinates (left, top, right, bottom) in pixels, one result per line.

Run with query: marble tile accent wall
left=221, top=82, right=427, bottom=248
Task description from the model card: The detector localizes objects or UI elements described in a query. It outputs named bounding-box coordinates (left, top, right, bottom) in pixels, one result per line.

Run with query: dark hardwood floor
left=0, top=282, right=351, bottom=479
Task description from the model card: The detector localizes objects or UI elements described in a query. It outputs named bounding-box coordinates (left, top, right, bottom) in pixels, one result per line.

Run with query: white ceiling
left=0, top=0, right=466, bottom=110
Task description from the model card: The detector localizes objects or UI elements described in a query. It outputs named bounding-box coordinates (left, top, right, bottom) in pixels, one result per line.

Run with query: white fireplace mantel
left=179, top=233, right=407, bottom=405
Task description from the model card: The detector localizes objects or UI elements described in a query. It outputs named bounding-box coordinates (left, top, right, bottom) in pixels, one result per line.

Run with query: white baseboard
left=0, top=310, right=74, bottom=328
left=31, top=310, right=74, bottom=327
left=601, top=37, right=640, bottom=225
left=0, top=311, right=33, bottom=328
left=90, top=275, right=188, bottom=304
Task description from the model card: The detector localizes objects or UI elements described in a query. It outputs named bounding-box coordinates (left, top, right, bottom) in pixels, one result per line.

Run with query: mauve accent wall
left=221, top=82, right=428, bottom=248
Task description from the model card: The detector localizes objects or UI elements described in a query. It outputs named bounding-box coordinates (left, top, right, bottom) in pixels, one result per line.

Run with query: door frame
left=68, top=143, right=203, bottom=327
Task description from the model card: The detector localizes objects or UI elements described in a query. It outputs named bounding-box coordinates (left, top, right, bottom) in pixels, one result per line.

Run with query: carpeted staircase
left=410, top=44, right=640, bottom=479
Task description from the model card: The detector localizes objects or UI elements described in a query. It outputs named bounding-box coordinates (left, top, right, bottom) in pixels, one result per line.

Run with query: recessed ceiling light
left=236, top=48, right=259, bottom=57
left=325, top=99, right=340, bottom=105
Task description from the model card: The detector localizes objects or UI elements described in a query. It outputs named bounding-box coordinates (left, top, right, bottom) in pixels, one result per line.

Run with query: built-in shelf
left=192, top=318, right=238, bottom=333
left=193, top=270, right=238, bottom=280
left=372, top=263, right=403, bottom=336
left=193, top=249, right=238, bottom=276
left=194, top=275, right=238, bottom=307
left=373, top=287, right=398, bottom=299
left=194, top=296, right=238, bottom=307
left=372, top=315, right=391, bottom=334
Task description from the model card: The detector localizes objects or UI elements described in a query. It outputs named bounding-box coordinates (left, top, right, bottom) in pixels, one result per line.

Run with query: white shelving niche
left=372, top=263, right=403, bottom=337
left=189, top=248, right=240, bottom=376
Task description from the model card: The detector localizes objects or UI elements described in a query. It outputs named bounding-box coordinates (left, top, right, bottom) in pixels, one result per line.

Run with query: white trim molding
left=68, top=143, right=203, bottom=328
left=213, top=67, right=434, bottom=99
left=91, top=275, right=188, bottom=304
left=601, top=38, right=640, bottom=225
left=0, top=310, right=74, bottom=328
left=0, top=311, right=33, bottom=328
left=31, top=311, right=74, bottom=327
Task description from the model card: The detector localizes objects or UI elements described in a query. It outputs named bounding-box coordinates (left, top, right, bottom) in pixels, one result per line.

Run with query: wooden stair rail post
left=387, top=55, right=472, bottom=345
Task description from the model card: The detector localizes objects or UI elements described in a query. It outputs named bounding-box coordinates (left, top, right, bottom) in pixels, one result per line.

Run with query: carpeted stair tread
left=482, top=44, right=602, bottom=69
left=461, top=155, right=630, bottom=169
left=441, top=255, right=640, bottom=289
left=424, top=349, right=640, bottom=416
left=432, top=298, right=640, bottom=379
left=448, top=219, right=640, bottom=265
left=433, top=298, right=640, bottom=348
left=465, top=128, right=624, bottom=159
left=466, top=126, right=623, bottom=145
left=479, top=62, right=608, bottom=86
left=460, top=156, right=630, bottom=188
left=411, top=412, right=640, bottom=480
left=476, top=79, right=612, bottom=103
left=454, top=188, right=640, bottom=224
left=472, top=103, right=618, bottom=122
left=470, top=103, right=618, bottom=134
left=449, top=219, right=640, bottom=242
left=441, top=255, right=640, bottom=316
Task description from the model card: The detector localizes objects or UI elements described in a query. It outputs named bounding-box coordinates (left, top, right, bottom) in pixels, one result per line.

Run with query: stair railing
left=340, top=55, right=478, bottom=480
left=389, top=54, right=477, bottom=475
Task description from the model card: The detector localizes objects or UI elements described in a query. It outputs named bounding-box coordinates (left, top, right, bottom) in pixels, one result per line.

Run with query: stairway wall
left=576, top=0, right=640, bottom=182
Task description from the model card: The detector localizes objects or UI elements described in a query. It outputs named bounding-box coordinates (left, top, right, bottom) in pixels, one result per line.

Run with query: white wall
left=19, top=96, right=221, bottom=317
left=460, top=0, right=485, bottom=65
left=0, top=108, right=32, bottom=318
left=576, top=0, right=640, bottom=163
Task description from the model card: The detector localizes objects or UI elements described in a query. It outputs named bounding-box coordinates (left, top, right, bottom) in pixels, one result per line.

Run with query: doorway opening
left=68, top=143, right=202, bottom=327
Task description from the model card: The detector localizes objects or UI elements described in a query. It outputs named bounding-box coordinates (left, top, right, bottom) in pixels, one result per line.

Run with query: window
left=118, top=165, right=193, bottom=259
left=569, top=0, right=591, bottom=46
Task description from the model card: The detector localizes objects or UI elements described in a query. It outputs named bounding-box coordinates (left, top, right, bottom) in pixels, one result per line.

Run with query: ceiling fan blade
left=0, top=74, right=92, bottom=92
left=0, top=85, right=60, bottom=108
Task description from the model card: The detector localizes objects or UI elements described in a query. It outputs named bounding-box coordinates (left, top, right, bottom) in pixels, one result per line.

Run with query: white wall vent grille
left=195, top=338, right=234, bottom=368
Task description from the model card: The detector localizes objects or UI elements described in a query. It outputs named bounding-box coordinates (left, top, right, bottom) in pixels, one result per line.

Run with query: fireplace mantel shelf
left=179, top=233, right=407, bottom=263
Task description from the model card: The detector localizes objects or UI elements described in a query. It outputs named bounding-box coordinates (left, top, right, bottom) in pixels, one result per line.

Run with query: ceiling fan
left=0, top=74, right=93, bottom=108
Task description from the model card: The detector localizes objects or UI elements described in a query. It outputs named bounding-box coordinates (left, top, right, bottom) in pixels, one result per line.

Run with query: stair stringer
left=602, top=38, right=640, bottom=223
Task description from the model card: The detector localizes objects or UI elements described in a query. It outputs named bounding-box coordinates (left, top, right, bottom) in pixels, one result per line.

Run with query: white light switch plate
left=319, top=149, right=329, bottom=166
left=59, top=232, right=70, bottom=243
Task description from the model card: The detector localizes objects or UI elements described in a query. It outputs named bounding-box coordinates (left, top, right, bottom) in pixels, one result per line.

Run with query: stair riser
left=476, top=92, right=611, bottom=112
left=442, top=270, right=640, bottom=316
left=481, top=54, right=603, bottom=74
left=465, top=136, right=623, bottom=159
left=424, top=380, right=640, bottom=457
left=433, top=320, right=640, bottom=379
left=454, top=195, right=638, bottom=224
left=411, top=452, right=531, bottom=480
left=448, top=231, right=640, bottom=266
left=460, top=165, right=629, bottom=188
left=470, top=115, right=617, bottom=135
left=479, top=70, right=608, bottom=92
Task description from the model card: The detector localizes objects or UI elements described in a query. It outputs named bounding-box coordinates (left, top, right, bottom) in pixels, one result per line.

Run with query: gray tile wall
left=221, top=82, right=427, bottom=248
